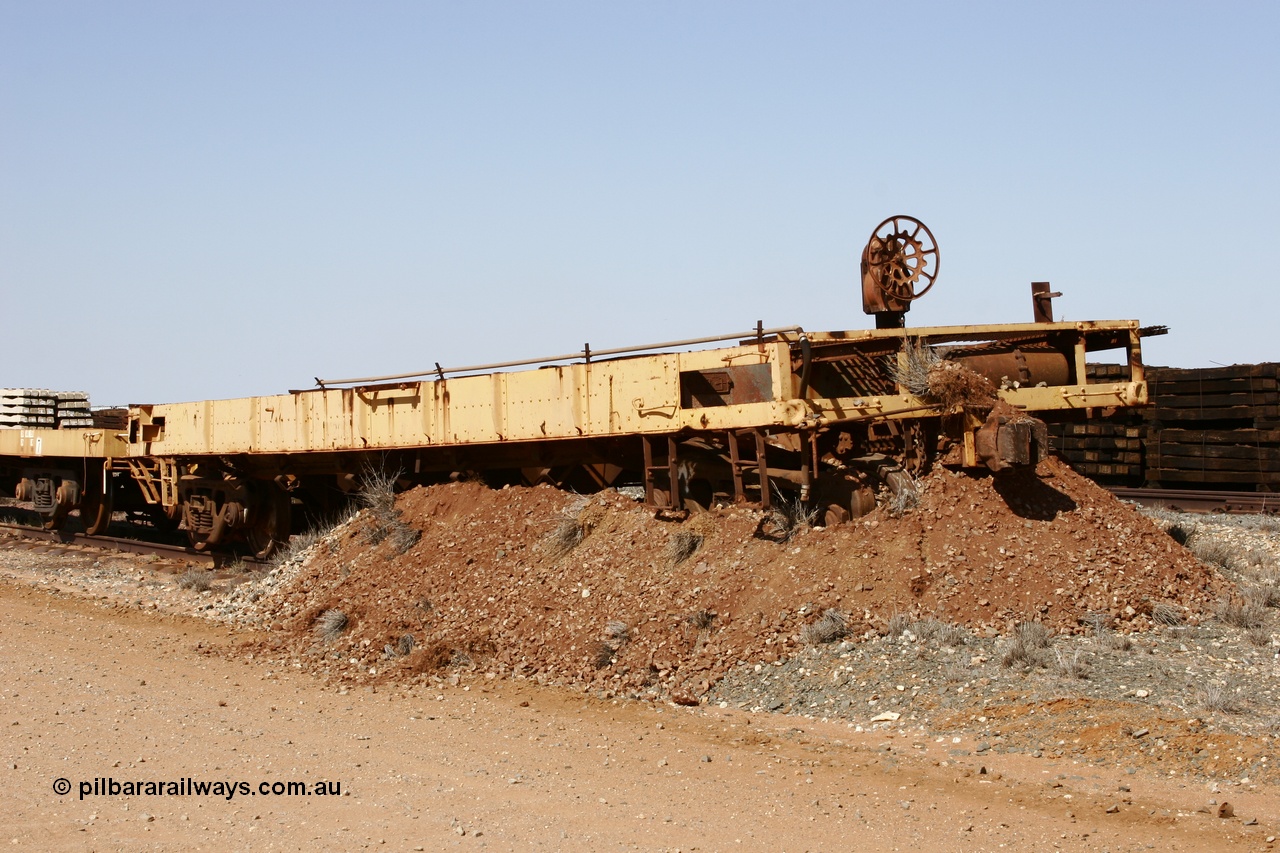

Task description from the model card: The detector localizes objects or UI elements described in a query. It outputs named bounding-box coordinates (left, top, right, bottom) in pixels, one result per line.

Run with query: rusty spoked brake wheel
left=864, top=215, right=939, bottom=302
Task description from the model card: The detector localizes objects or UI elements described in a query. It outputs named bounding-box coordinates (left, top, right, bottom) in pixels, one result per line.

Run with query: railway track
left=1107, top=487, right=1280, bottom=516
left=0, top=522, right=252, bottom=567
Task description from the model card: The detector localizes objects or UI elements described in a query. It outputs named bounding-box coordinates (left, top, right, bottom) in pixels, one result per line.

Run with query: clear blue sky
left=3, top=1, right=1276, bottom=405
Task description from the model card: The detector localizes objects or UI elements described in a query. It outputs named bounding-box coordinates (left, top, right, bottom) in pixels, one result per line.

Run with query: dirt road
left=2, top=578, right=1272, bottom=851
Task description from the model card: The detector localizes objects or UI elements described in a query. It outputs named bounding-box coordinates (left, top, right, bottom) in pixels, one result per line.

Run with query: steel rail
left=1106, top=487, right=1280, bottom=515
left=315, top=325, right=807, bottom=388
left=0, top=522, right=248, bottom=566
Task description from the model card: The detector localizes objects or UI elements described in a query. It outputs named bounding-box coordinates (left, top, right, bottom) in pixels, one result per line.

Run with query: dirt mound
left=242, top=458, right=1224, bottom=700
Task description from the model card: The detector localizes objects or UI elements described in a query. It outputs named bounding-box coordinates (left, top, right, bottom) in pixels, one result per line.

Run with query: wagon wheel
left=79, top=473, right=115, bottom=536
left=245, top=485, right=292, bottom=560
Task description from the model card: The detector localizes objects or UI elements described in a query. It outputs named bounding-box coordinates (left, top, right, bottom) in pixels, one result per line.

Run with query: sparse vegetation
left=884, top=612, right=912, bottom=638
left=1243, top=581, right=1280, bottom=609
left=1216, top=596, right=1266, bottom=629
left=357, top=467, right=420, bottom=554
left=886, top=338, right=996, bottom=411
left=801, top=609, right=849, bottom=646
left=605, top=620, right=631, bottom=644
left=666, top=529, right=703, bottom=565
left=1052, top=648, right=1090, bottom=679
left=686, top=610, right=716, bottom=631
left=1016, top=620, right=1053, bottom=649
left=1194, top=683, right=1243, bottom=715
left=1151, top=602, right=1185, bottom=626
left=314, top=609, right=349, bottom=643
left=1246, top=625, right=1272, bottom=647
left=384, top=633, right=416, bottom=658
left=913, top=617, right=969, bottom=648
left=547, top=518, right=587, bottom=559
left=999, top=622, right=1053, bottom=670
left=176, top=568, right=214, bottom=592
left=1187, top=536, right=1237, bottom=572
left=756, top=492, right=820, bottom=542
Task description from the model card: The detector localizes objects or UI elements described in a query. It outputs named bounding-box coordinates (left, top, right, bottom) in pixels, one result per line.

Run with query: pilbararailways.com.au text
left=60, top=777, right=342, bottom=801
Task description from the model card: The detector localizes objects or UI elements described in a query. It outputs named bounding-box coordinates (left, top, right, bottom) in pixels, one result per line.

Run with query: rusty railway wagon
left=0, top=218, right=1161, bottom=557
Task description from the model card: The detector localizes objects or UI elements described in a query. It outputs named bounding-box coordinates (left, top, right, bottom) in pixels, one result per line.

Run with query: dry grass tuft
left=801, top=609, right=849, bottom=646
left=1015, top=620, right=1053, bottom=649
left=176, top=569, right=214, bottom=593
left=1152, top=602, right=1185, bottom=626
left=314, top=609, right=349, bottom=643
left=887, top=339, right=996, bottom=410
left=756, top=493, right=819, bottom=542
left=666, top=529, right=704, bottom=565
left=1246, top=626, right=1272, bottom=647
left=1243, top=581, right=1280, bottom=609
left=913, top=617, right=969, bottom=647
left=1187, top=535, right=1238, bottom=572
left=547, top=519, right=587, bottom=559
left=357, top=467, right=419, bottom=553
left=1000, top=622, right=1053, bottom=670
left=1195, top=683, right=1243, bottom=715
left=686, top=610, right=716, bottom=631
left=884, top=611, right=912, bottom=638
left=1052, top=648, right=1090, bottom=679
left=605, top=620, right=631, bottom=644
left=1216, top=596, right=1266, bottom=629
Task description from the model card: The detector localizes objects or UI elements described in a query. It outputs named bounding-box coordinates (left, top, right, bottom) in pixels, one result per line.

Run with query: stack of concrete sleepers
left=0, top=389, right=94, bottom=428
left=54, top=391, right=94, bottom=428
left=0, top=388, right=56, bottom=428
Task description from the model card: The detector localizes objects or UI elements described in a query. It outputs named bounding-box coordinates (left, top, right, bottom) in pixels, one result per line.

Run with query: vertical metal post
left=754, top=430, right=771, bottom=511
left=667, top=435, right=682, bottom=510
left=799, top=431, right=812, bottom=502
left=641, top=436, right=655, bottom=506
left=728, top=430, right=744, bottom=503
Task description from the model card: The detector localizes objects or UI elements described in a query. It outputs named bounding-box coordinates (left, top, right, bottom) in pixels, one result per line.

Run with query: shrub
left=884, top=612, right=912, bottom=638
left=1151, top=603, right=1185, bottom=626
left=756, top=493, right=819, bottom=542
left=176, top=569, right=214, bottom=593
left=1216, top=596, right=1266, bottom=629
left=1243, top=582, right=1280, bottom=609
left=1187, top=536, right=1237, bottom=572
left=666, top=530, right=703, bottom=566
left=546, top=519, right=586, bottom=559
left=999, top=636, right=1046, bottom=670
left=1015, top=620, right=1053, bottom=649
left=314, top=609, right=349, bottom=643
left=1195, top=684, right=1242, bottom=715
left=686, top=610, right=716, bottom=631
left=356, top=467, right=419, bottom=553
left=1052, top=648, right=1090, bottom=679
left=913, top=617, right=968, bottom=647
left=800, top=609, right=849, bottom=646
left=1000, top=623, right=1052, bottom=670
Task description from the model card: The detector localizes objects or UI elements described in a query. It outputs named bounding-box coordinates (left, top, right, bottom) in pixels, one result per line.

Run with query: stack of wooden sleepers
left=1044, top=364, right=1144, bottom=483
left=1144, top=363, right=1279, bottom=489
left=1046, top=363, right=1280, bottom=490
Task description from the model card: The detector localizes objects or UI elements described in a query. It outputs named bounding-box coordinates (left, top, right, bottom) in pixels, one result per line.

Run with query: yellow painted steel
left=0, top=428, right=125, bottom=460
left=127, top=343, right=792, bottom=457
left=123, top=319, right=1147, bottom=459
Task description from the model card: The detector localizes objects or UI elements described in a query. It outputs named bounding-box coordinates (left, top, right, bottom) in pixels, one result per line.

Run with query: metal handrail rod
left=315, top=325, right=806, bottom=388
